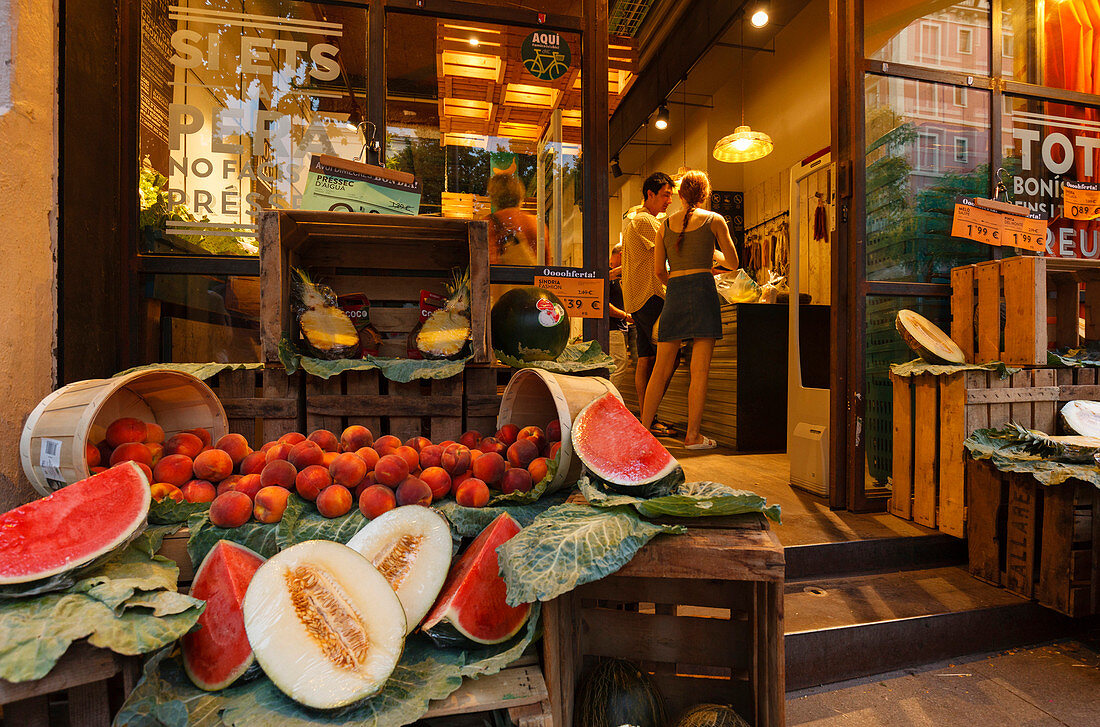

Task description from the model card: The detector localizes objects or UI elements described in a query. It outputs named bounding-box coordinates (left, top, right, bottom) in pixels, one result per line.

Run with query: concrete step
left=784, top=565, right=1078, bottom=690
left=784, top=532, right=967, bottom=580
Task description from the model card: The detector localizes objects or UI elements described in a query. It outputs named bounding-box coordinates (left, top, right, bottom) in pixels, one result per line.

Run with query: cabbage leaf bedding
left=436, top=490, right=570, bottom=537
left=279, top=337, right=471, bottom=382
left=889, top=359, right=1017, bottom=379
left=965, top=426, right=1100, bottom=488
left=578, top=478, right=782, bottom=523
left=493, top=340, right=614, bottom=373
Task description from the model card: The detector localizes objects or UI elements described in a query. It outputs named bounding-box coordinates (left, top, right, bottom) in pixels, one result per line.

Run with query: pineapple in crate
left=415, top=268, right=472, bottom=360
left=292, top=268, right=360, bottom=359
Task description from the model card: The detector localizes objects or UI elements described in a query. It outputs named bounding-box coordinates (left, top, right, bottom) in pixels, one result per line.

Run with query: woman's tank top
left=664, top=211, right=716, bottom=272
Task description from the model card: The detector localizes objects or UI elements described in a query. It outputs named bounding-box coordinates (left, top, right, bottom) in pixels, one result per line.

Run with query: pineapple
left=416, top=268, right=472, bottom=359
left=293, top=268, right=360, bottom=359
left=1002, top=422, right=1100, bottom=463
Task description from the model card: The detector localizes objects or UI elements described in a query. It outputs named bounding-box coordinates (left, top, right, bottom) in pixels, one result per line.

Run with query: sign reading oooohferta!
left=521, top=32, right=571, bottom=81
left=534, top=268, right=604, bottom=319
left=1063, top=181, right=1100, bottom=221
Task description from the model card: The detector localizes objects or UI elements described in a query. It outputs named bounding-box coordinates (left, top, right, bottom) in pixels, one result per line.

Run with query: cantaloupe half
left=895, top=309, right=966, bottom=364
left=345, top=506, right=453, bottom=634
left=242, top=541, right=406, bottom=709
left=1061, top=400, right=1100, bottom=437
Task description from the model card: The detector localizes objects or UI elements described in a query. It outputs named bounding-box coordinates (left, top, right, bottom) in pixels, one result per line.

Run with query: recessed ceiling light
left=469, top=36, right=479, bottom=47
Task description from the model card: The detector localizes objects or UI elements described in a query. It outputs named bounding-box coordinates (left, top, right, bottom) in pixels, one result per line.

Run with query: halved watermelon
left=421, top=512, right=530, bottom=647
left=0, top=462, right=150, bottom=584
left=183, top=540, right=266, bottom=691
left=572, top=393, right=684, bottom=497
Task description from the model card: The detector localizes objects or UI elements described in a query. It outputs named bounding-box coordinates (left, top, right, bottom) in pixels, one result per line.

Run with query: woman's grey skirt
left=657, top=272, right=723, bottom=341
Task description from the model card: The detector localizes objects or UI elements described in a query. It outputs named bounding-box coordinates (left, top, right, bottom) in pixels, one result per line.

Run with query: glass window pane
left=146, top=274, right=261, bottom=362
left=865, top=75, right=992, bottom=282
left=1003, top=0, right=1100, bottom=92
left=139, top=1, right=368, bottom=255
left=866, top=1, right=990, bottom=74
left=1001, top=95, right=1100, bottom=258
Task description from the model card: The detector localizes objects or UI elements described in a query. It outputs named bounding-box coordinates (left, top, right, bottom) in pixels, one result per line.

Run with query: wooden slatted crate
left=951, top=255, right=1100, bottom=366
left=890, top=367, right=1100, bottom=537
left=258, top=210, right=489, bottom=365
left=543, top=515, right=784, bottom=727
left=967, top=460, right=1100, bottom=618
left=202, top=366, right=302, bottom=446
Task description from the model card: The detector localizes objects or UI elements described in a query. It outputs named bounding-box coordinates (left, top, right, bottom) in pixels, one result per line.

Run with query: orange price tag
left=1001, top=213, right=1046, bottom=252
left=533, top=275, right=605, bottom=319
left=951, top=202, right=1002, bottom=247
left=1064, top=182, right=1100, bottom=220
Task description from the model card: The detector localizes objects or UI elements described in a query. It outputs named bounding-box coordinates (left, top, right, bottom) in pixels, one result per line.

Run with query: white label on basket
left=40, top=438, right=64, bottom=482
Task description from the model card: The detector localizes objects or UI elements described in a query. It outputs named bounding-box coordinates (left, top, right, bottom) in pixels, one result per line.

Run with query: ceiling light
left=654, top=103, right=669, bottom=130
left=611, top=157, right=623, bottom=178
left=468, top=36, right=479, bottom=47
left=713, top=125, right=773, bottom=162
left=751, top=9, right=769, bottom=28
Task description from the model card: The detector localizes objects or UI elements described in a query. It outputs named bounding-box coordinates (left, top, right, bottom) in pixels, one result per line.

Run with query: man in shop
left=621, top=172, right=676, bottom=433
left=608, top=242, right=632, bottom=394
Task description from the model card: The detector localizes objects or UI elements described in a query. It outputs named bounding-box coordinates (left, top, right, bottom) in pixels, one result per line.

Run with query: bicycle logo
left=521, top=32, right=571, bottom=81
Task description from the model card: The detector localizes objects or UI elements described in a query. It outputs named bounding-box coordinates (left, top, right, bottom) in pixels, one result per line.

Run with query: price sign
left=1064, top=181, right=1100, bottom=221
left=951, top=202, right=1002, bottom=246
left=1001, top=213, right=1046, bottom=252
left=533, top=274, right=604, bottom=319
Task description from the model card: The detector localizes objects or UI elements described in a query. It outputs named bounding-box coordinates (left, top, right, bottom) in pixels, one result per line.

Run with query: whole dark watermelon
left=577, top=658, right=666, bottom=727
left=674, top=703, right=751, bottom=727
left=491, top=286, right=570, bottom=361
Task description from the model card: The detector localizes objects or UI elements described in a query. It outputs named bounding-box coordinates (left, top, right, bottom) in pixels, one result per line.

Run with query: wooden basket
left=19, top=371, right=227, bottom=495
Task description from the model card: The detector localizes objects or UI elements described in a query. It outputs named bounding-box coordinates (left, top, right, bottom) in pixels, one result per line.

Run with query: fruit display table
left=542, top=513, right=785, bottom=726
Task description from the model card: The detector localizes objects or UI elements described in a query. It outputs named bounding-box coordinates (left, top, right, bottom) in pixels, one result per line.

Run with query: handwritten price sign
left=533, top=274, right=604, bottom=319
left=1064, top=181, right=1100, bottom=221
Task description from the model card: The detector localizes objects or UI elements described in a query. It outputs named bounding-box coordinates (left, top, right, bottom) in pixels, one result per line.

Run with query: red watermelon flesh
left=183, top=540, right=266, bottom=691
left=572, top=393, right=681, bottom=492
left=0, top=462, right=150, bottom=584
left=421, top=512, right=530, bottom=645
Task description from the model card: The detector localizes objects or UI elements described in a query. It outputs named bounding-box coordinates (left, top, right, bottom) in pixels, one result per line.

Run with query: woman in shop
left=486, top=172, right=549, bottom=266
left=640, top=170, right=739, bottom=450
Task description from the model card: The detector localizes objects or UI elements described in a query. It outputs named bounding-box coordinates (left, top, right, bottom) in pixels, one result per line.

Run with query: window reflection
left=866, top=0, right=990, bottom=74
left=1003, top=0, right=1100, bottom=92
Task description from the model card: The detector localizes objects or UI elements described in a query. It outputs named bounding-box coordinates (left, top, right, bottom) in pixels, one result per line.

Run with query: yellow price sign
left=533, top=274, right=605, bottom=319
left=1064, top=181, right=1100, bottom=220
left=951, top=202, right=1002, bottom=247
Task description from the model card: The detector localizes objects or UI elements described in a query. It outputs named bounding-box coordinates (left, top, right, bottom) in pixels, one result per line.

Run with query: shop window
left=866, top=0, right=990, bottom=74
left=864, top=75, right=991, bottom=283
left=1003, top=0, right=1100, bottom=93
left=954, top=136, right=969, bottom=163
left=144, top=274, right=261, bottom=362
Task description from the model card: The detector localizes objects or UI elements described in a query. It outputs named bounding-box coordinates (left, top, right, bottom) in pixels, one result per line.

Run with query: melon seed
left=285, top=566, right=370, bottom=673
left=371, top=534, right=424, bottom=589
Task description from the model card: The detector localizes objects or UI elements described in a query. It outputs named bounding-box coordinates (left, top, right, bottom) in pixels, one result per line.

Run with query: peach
left=438, top=440, right=457, bottom=449
left=396, top=477, right=432, bottom=507
left=478, top=437, right=507, bottom=456
left=528, top=457, right=552, bottom=485
left=187, top=427, right=212, bottom=448
left=374, top=454, right=410, bottom=488
left=394, top=445, right=421, bottom=474
left=507, top=439, right=539, bottom=469
left=295, top=465, right=333, bottom=501
left=254, top=486, right=291, bottom=523
left=110, top=441, right=153, bottom=468
left=260, top=460, right=297, bottom=490
left=316, top=485, right=353, bottom=518
left=322, top=451, right=339, bottom=467
left=405, top=436, right=432, bottom=453
left=359, top=485, right=396, bottom=519
left=232, top=473, right=263, bottom=500
left=239, top=451, right=267, bottom=476
left=452, top=470, right=475, bottom=489
left=165, top=432, right=203, bottom=459
left=145, top=442, right=164, bottom=466
left=548, top=442, right=562, bottom=461
left=106, top=417, right=148, bottom=448
left=85, top=442, right=101, bottom=468
left=150, top=482, right=184, bottom=503
left=458, top=431, right=481, bottom=449
left=501, top=467, right=533, bottom=495
left=517, top=426, right=546, bottom=454
left=355, top=447, right=380, bottom=472
left=144, top=422, right=165, bottom=444
left=260, top=441, right=277, bottom=452
left=546, top=420, right=562, bottom=443
left=265, top=442, right=293, bottom=463
left=495, top=424, right=519, bottom=446
left=472, top=452, right=507, bottom=486
left=307, top=429, right=339, bottom=453
left=153, top=454, right=193, bottom=487
left=419, top=444, right=444, bottom=470
left=468, top=449, right=483, bottom=466
left=215, top=434, right=251, bottom=465
left=181, top=479, right=216, bottom=503
left=135, top=462, right=153, bottom=484
left=340, top=425, right=374, bottom=452
left=455, top=478, right=490, bottom=508
left=209, top=491, right=252, bottom=527
left=353, top=471, right=379, bottom=501
left=278, top=432, right=307, bottom=445
left=440, top=444, right=471, bottom=476
left=288, top=441, right=325, bottom=470
left=217, top=475, right=242, bottom=497
left=194, top=449, right=234, bottom=482
left=420, top=467, right=452, bottom=500
left=90, top=466, right=107, bottom=474
left=374, top=435, right=402, bottom=457
left=329, top=452, right=368, bottom=488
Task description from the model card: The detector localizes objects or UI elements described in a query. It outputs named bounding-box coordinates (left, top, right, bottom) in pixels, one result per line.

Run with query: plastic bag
left=714, top=269, right=760, bottom=304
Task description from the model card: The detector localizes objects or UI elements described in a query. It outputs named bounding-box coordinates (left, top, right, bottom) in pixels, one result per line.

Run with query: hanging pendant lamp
left=713, top=11, right=773, bottom=164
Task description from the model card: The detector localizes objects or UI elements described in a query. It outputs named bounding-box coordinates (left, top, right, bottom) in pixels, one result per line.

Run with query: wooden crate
left=967, top=460, right=1100, bottom=618
left=543, top=515, right=784, bottom=727
left=890, top=367, right=1100, bottom=537
left=258, top=210, right=489, bottom=365
left=303, top=364, right=501, bottom=444
left=951, top=255, right=1100, bottom=366
left=202, top=366, right=303, bottom=446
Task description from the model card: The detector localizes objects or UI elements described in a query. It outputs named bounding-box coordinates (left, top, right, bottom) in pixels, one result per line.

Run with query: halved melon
left=0, top=462, right=150, bottom=584
left=572, top=393, right=683, bottom=497
left=345, top=506, right=453, bottom=634
left=183, top=541, right=266, bottom=691
left=421, top=512, right=530, bottom=646
left=1061, top=400, right=1100, bottom=437
left=242, top=540, right=405, bottom=709
left=895, top=309, right=966, bottom=365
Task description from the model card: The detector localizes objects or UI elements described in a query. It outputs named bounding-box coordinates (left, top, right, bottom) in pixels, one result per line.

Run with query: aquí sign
left=521, top=31, right=571, bottom=81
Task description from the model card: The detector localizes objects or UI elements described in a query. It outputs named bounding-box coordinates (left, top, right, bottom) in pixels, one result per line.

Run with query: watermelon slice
left=0, top=462, right=150, bottom=585
left=572, top=393, right=684, bottom=497
left=183, top=540, right=266, bottom=691
left=421, top=512, right=530, bottom=646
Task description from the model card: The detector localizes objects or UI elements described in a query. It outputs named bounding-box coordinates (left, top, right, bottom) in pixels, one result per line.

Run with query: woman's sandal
left=649, top=421, right=673, bottom=436
left=684, top=436, right=717, bottom=450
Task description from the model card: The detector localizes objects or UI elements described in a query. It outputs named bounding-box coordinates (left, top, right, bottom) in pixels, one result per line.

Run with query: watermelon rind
left=585, top=465, right=685, bottom=499
left=0, top=462, right=150, bottom=586
left=490, top=287, right=570, bottom=362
